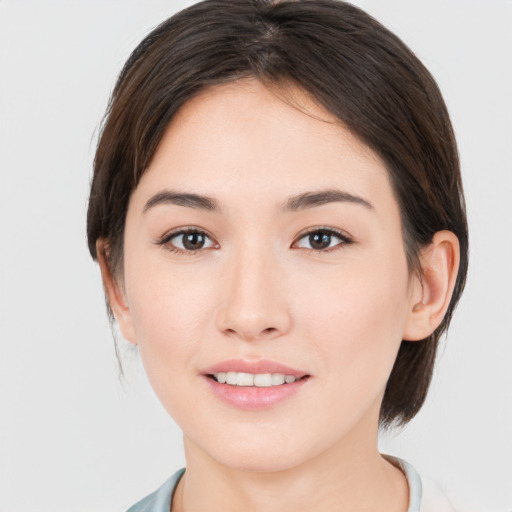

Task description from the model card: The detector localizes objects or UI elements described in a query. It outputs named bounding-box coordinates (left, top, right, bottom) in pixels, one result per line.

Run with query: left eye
left=162, top=229, right=216, bottom=251
left=294, top=229, right=351, bottom=251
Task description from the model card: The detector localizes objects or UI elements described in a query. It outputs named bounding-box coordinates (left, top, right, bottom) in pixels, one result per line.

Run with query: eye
left=157, top=228, right=217, bottom=253
left=293, top=228, right=353, bottom=252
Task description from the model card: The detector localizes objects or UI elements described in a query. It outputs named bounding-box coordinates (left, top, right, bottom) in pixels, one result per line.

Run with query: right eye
left=157, top=228, right=217, bottom=254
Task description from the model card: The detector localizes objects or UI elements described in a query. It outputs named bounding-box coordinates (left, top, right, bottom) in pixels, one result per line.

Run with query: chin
left=216, top=449, right=306, bottom=473
left=194, top=428, right=322, bottom=474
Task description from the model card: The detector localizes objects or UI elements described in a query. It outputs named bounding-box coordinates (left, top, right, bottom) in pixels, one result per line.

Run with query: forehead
left=136, top=78, right=392, bottom=209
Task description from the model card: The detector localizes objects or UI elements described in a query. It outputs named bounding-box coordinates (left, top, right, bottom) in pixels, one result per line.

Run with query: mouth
left=207, top=372, right=309, bottom=387
left=201, top=359, right=311, bottom=410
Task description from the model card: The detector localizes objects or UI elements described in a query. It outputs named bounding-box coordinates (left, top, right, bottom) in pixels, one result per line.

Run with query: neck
left=172, top=412, right=408, bottom=512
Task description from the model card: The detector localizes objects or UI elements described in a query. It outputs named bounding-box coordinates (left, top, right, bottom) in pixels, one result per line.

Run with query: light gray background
left=0, top=1, right=511, bottom=511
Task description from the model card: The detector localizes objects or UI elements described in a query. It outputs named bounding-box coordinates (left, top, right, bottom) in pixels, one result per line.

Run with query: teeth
left=225, top=371, right=238, bottom=385
left=271, top=373, right=286, bottom=386
left=237, top=372, right=254, bottom=386
left=213, top=372, right=298, bottom=387
left=254, top=373, right=272, bottom=387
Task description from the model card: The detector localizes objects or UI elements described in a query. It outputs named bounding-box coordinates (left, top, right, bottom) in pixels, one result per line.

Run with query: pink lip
left=201, top=359, right=310, bottom=411
left=202, top=359, right=308, bottom=378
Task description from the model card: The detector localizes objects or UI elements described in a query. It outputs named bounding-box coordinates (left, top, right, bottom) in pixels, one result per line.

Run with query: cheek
left=296, top=253, right=411, bottom=386
left=126, top=253, right=213, bottom=335
left=123, top=259, right=216, bottom=392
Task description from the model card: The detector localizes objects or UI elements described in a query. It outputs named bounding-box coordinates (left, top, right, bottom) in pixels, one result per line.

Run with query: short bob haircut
left=87, top=0, right=468, bottom=428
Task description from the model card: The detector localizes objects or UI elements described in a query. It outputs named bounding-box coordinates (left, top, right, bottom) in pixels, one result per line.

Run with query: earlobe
left=403, top=231, right=460, bottom=341
left=96, top=240, right=137, bottom=345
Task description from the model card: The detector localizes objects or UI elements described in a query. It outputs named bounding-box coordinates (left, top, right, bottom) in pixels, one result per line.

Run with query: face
left=115, top=79, right=419, bottom=472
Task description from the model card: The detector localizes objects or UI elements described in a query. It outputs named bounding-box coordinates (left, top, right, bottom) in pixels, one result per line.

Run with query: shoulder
left=125, top=469, right=185, bottom=512
left=420, top=477, right=457, bottom=512
left=385, top=456, right=456, bottom=512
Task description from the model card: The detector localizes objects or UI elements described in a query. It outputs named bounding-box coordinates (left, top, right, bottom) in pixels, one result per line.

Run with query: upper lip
left=202, top=359, right=309, bottom=378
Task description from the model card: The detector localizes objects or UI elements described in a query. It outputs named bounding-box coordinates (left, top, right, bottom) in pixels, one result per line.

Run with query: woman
left=87, top=1, right=468, bottom=510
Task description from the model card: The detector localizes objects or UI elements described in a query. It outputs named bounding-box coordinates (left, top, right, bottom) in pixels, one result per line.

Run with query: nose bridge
left=216, top=238, right=291, bottom=340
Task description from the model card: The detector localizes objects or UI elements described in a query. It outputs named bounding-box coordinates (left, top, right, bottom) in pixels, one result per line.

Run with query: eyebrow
left=283, top=190, right=374, bottom=211
left=144, top=191, right=219, bottom=213
left=143, top=188, right=373, bottom=214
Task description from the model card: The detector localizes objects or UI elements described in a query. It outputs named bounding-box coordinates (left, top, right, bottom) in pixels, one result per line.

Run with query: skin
left=99, top=79, right=460, bottom=512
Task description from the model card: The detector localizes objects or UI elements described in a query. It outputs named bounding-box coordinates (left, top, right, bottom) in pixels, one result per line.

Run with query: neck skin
left=171, top=401, right=409, bottom=512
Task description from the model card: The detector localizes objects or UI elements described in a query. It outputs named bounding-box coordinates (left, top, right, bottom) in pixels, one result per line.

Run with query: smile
left=202, top=359, right=310, bottom=410
left=212, top=372, right=298, bottom=387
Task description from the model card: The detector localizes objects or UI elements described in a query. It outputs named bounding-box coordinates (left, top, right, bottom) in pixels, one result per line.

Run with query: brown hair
left=87, top=0, right=468, bottom=427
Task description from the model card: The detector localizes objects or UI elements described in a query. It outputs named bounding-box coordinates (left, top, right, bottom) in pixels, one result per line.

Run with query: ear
left=96, top=239, right=137, bottom=345
left=403, top=230, right=460, bottom=341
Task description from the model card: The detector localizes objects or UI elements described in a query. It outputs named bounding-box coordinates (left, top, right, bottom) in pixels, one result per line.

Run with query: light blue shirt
left=126, top=457, right=423, bottom=512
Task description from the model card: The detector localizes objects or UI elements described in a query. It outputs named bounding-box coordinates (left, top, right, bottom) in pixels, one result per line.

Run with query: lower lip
left=203, top=376, right=309, bottom=410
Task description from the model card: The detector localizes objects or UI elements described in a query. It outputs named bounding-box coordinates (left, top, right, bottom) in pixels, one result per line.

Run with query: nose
left=215, top=246, right=292, bottom=342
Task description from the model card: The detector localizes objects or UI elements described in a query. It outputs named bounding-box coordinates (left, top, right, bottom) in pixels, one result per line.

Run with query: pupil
left=310, top=232, right=331, bottom=250
left=183, top=232, right=204, bottom=250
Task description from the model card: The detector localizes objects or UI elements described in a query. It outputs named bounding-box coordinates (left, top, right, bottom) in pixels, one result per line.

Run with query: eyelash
left=156, top=226, right=354, bottom=255
left=293, top=227, right=354, bottom=254
left=156, top=227, right=218, bottom=255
